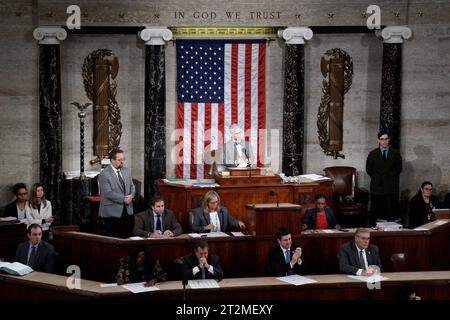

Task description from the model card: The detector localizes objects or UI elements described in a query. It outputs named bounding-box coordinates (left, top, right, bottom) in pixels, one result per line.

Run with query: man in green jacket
left=366, top=131, right=402, bottom=226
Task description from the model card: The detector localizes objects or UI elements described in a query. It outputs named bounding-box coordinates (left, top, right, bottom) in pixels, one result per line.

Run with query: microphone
left=269, top=191, right=279, bottom=207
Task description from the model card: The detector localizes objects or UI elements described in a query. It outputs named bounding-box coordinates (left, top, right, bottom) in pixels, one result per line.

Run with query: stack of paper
left=276, top=274, right=317, bottom=286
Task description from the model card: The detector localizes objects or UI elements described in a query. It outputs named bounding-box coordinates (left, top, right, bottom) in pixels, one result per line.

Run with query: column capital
left=33, top=26, right=67, bottom=45
left=277, top=27, right=313, bottom=44
left=139, top=27, right=173, bottom=45
left=377, top=26, right=412, bottom=44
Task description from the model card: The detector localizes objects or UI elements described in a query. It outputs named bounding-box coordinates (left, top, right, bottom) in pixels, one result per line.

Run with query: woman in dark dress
left=409, top=181, right=441, bottom=228
left=116, top=247, right=166, bottom=286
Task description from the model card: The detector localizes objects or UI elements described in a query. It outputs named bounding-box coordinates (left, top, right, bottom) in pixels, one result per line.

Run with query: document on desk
left=300, top=174, right=331, bottom=181
left=276, top=274, right=318, bottom=286
left=122, top=282, right=160, bottom=293
left=434, top=220, right=449, bottom=226
left=188, top=279, right=220, bottom=289
left=99, top=283, right=118, bottom=288
left=347, top=275, right=389, bottom=282
left=188, top=232, right=230, bottom=238
left=229, top=232, right=247, bottom=237
left=128, top=236, right=145, bottom=240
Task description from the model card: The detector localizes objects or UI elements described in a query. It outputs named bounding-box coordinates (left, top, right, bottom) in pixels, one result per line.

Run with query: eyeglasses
left=357, top=236, right=370, bottom=241
left=379, top=137, right=389, bottom=141
left=423, top=187, right=433, bottom=191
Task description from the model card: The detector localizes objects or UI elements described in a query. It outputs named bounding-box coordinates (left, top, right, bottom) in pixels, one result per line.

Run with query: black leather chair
left=323, top=166, right=369, bottom=228
left=390, top=253, right=407, bottom=272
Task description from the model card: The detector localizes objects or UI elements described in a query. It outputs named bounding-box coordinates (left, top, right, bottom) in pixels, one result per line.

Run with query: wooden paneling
left=158, top=179, right=333, bottom=233
left=0, top=222, right=27, bottom=261
left=52, top=221, right=450, bottom=283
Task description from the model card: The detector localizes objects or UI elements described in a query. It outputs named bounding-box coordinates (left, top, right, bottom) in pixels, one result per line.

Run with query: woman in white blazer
left=25, top=183, right=54, bottom=238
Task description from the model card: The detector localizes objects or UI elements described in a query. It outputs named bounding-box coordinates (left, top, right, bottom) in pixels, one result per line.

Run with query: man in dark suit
left=15, top=224, right=55, bottom=273
left=338, top=228, right=383, bottom=276
left=216, top=124, right=253, bottom=167
left=133, top=195, right=183, bottom=238
left=366, top=131, right=402, bottom=225
left=268, top=227, right=304, bottom=276
left=181, top=241, right=223, bottom=281
left=99, top=149, right=136, bottom=238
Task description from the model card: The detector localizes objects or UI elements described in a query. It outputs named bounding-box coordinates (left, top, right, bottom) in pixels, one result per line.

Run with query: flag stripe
left=245, top=43, right=252, bottom=142
left=231, top=44, right=238, bottom=126
left=257, top=43, right=266, bottom=167
left=190, top=103, right=197, bottom=179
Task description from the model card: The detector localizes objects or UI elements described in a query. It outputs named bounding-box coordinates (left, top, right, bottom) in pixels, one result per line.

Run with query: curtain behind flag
left=176, top=39, right=266, bottom=179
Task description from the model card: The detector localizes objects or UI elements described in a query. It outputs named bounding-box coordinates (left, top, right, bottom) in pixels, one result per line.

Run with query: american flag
left=176, top=39, right=266, bottom=178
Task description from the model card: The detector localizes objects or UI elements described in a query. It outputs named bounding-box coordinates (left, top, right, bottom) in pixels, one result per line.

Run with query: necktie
left=382, top=149, right=387, bottom=160
left=156, top=215, right=162, bottom=231
left=285, top=250, right=293, bottom=276
left=201, top=267, right=206, bottom=279
left=359, top=250, right=366, bottom=270
left=117, top=169, right=126, bottom=194
left=28, top=246, right=36, bottom=269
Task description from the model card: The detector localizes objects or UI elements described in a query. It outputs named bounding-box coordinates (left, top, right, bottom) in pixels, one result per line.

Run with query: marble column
left=139, top=27, right=173, bottom=200
left=278, top=27, right=313, bottom=176
left=378, top=26, right=412, bottom=149
left=33, top=27, right=67, bottom=224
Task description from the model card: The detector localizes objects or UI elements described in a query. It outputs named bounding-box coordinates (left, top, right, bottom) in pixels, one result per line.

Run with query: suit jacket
left=181, top=252, right=223, bottom=281
left=268, top=243, right=305, bottom=276
left=99, top=165, right=136, bottom=218
left=409, top=192, right=441, bottom=228
left=338, top=241, right=383, bottom=275
left=191, top=206, right=239, bottom=233
left=302, top=207, right=338, bottom=229
left=217, top=140, right=253, bottom=167
left=133, top=209, right=183, bottom=237
left=366, top=147, right=402, bottom=194
left=15, top=240, right=55, bottom=273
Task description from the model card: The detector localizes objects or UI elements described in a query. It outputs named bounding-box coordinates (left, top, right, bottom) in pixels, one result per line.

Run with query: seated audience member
left=25, top=183, right=54, bottom=240
left=15, top=224, right=55, bottom=272
left=268, top=227, right=305, bottom=276
left=338, top=228, right=382, bottom=276
left=181, top=241, right=223, bottom=281
left=409, top=181, right=441, bottom=229
left=3, top=183, right=28, bottom=222
left=443, top=192, right=450, bottom=209
left=116, top=247, right=166, bottom=286
left=133, top=195, right=182, bottom=238
left=302, top=194, right=340, bottom=230
left=396, top=284, right=422, bottom=300
left=191, top=190, right=245, bottom=233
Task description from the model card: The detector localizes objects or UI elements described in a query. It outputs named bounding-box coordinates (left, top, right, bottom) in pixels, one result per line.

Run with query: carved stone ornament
left=317, top=48, right=353, bottom=159
left=82, top=49, right=122, bottom=165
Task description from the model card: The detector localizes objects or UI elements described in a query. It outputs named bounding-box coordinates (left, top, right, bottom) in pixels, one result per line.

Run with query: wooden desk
left=158, top=179, right=333, bottom=232
left=1, top=271, right=450, bottom=300
left=51, top=220, right=450, bottom=283
left=245, top=203, right=302, bottom=236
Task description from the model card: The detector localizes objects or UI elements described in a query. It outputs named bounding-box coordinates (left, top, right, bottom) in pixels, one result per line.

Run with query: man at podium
left=217, top=124, right=253, bottom=167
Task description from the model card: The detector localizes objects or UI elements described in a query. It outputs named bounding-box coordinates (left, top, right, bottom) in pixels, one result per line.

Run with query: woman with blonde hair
left=26, top=183, right=54, bottom=239
left=191, top=190, right=245, bottom=233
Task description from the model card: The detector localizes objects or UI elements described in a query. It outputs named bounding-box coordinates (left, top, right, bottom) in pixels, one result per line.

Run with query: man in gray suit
left=133, top=195, right=183, bottom=238
left=338, top=228, right=383, bottom=276
left=217, top=124, right=253, bottom=167
left=15, top=224, right=55, bottom=273
left=99, top=149, right=135, bottom=238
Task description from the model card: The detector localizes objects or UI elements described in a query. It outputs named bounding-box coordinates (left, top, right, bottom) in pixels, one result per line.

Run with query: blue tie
left=201, top=267, right=206, bottom=279
left=382, top=150, right=387, bottom=160
left=285, top=250, right=293, bottom=276
left=156, top=215, right=162, bottom=231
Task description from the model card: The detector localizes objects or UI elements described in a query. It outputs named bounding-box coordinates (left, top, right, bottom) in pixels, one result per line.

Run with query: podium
left=245, top=203, right=302, bottom=236
left=214, top=167, right=282, bottom=186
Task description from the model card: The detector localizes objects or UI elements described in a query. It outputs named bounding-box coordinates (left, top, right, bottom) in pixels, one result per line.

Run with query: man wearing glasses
left=99, top=148, right=136, bottom=238
left=338, top=228, right=382, bottom=276
left=366, top=131, right=403, bottom=225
